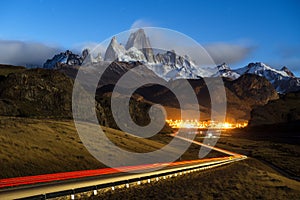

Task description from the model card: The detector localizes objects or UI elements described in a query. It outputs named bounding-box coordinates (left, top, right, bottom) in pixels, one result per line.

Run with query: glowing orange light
left=166, top=119, right=247, bottom=129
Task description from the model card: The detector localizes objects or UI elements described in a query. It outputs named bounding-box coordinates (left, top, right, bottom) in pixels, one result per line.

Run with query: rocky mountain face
left=224, top=74, right=279, bottom=120
left=59, top=61, right=163, bottom=91
left=104, top=37, right=126, bottom=61
left=94, top=92, right=171, bottom=133
left=101, top=30, right=300, bottom=93
left=34, top=28, right=299, bottom=125
left=216, top=62, right=300, bottom=94
left=0, top=67, right=172, bottom=133
left=42, top=29, right=300, bottom=94
left=233, top=62, right=300, bottom=94
left=34, top=59, right=281, bottom=122
left=125, top=29, right=155, bottom=63
left=104, top=29, right=153, bottom=62
left=43, top=49, right=93, bottom=69
left=102, top=73, right=279, bottom=121
left=0, top=68, right=73, bottom=117
left=102, top=29, right=209, bottom=80
left=212, top=63, right=240, bottom=80
left=249, top=91, right=300, bottom=126
left=0, top=61, right=285, bottom=129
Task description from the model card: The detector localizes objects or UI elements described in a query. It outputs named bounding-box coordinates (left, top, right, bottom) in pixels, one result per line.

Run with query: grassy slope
left=83, top=130, right=300, bottom=199
left=0, top=117, right=223, bottom=178
left=217, top=137, right=300, bottom=176
left=1, top=117, right=299, bottom=199
left=0, top=117, right=173, bottom=178
left=0, top=64, right=26, bottom=76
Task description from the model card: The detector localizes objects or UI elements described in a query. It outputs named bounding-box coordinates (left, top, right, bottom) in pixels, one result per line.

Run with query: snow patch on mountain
left=212, top=63, right=240, bottom=79
left=42, top=29, right=300, bottom=94
left=234, top=62, right=289, bottom=80
left=102, top=29, right=214, bottom=80
left=43, top=50, right=88, bottom=69
left=104, top=37, right=126, bottom=61
left=233, top=62, right=300, bottom=93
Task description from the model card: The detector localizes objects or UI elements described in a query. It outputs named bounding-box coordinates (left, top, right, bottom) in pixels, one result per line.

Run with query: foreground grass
left=0, top=117, right=174, bottom=178
left=0, top=117, right=223, bottom=178
left=2, top=117, right=299, bottom=199
left=0, top=117, right=102, bottom=178
left=212, top=131, right=300, bottom=177
left=0, top=65, right=25, bottom=76
left=79, top=130, right=300, bottom=200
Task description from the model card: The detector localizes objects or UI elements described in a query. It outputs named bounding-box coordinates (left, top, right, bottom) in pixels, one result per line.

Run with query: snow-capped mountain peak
left=281, top=66, right=295, bottom=78
left=101, top=29, right=215, bottom=80
left=125, top=29, right=150, bottom=50
left=42, top=29, right=300, bottom=94
left=235, top=62, right=290, bottom=78
left=43, top=50, right=87, bottom=69
left=233, top=62, right=300, bottom=93
left=125, top=28, right=155, bottom=63
left=212, top=63, right=240, bottom=79
left=217, top=63, right=230, bottom=71
left=104, top=36, right=126, bottom=61
left=124, top=47, right=147, bottom=62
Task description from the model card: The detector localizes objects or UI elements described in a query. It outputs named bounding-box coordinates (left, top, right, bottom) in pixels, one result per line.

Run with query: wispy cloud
left=129, top=24, right=255, bottom=66
left=147, top=31, right=254, bottom=66
left=0, top=40, right=61, bottom=67
left=204, top=43, right=255, bottom=65
left=269, top=45, right=300, bottom=75
left=0, top=23, right=255, bottom=70
left=276, top=45, right=300, bottom=59
left=130, top=19, right=154, bottom=29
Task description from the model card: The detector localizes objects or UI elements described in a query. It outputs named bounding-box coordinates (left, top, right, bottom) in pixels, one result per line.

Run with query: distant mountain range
left=0, top=64, right=279, bottom=122
left=213, top=62, right=300, bottom=93
left=43, top=29, right=300, bottom=94
left=0, top=30, right=299, bottom=129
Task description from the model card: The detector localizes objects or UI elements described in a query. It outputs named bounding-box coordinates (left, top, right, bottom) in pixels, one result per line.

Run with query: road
left=0, top=134, right=246, bottom=199
left=171, top=133, right=241, bottom=156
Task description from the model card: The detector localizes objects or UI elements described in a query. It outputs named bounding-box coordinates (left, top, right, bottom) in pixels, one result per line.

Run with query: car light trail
left=0, top=156, right=235, bottom=189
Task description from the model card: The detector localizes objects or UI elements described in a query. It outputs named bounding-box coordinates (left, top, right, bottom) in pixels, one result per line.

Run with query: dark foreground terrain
left=0, top=117, right=223, bottom=178
left=75, top=128, right=300, bottom=200
left=72, top=159, right=299, bottom=200
left=1, top=117, right=299, bottom=199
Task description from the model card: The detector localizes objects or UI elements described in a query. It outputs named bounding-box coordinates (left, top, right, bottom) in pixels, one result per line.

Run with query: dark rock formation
left=249, top=91, right=300, bottom=126
left=0, top=68, right=73, bottom=117
left=0, top=66, right=172, bottom=133
left=125, top=29, right=155, bottom=63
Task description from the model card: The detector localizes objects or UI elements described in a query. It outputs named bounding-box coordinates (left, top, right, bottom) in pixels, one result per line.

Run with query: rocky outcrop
left=134, top=74, right=279, bottom=121
left=43, top=49, right=91, bottom=69
left=225, top=74, right=279, bottom=105
left=125, top=29, right=155, bottom=63
left=212, top=62, right=300, bottom=94
left=104, top=37, right=126, bottom=61
left=0, top=68, right=73, bottom=117
left=281, top=66, right=295, bottom=78
left=0, top=67, right=172, bottom=133
left=249, top=91, right=300, bottom=126
left=224, top=74, right=279, bottom=120
left=234, top=62, right=300, bottom=93
left=212, top=63, right=240, bottom=80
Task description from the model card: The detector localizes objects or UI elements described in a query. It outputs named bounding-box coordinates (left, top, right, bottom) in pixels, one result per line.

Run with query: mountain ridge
left=41, top=29, right=300, bottom=94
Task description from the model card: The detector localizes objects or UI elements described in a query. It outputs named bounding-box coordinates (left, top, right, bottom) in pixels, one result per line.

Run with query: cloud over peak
left=204, top=43, right=255, bottom=65
left=0, top=40, right=61, bottom=67
left=130, top=19, right=154, bottom=30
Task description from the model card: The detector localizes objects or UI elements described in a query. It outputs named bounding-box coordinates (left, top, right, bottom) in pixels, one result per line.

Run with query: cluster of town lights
left=166, top=119, right=248, bottom=129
